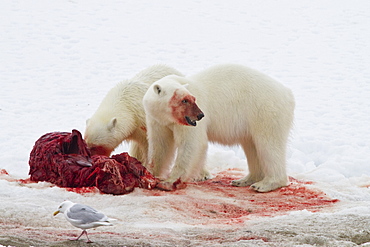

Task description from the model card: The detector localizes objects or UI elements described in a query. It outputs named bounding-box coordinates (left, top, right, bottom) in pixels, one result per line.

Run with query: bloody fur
left=169, top=90, right=204, bottom=126
left=89, top=145, right=112, bottom=157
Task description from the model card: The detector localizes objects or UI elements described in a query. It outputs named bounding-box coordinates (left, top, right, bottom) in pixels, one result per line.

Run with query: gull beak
left=53, top=210, right=60, bottom=216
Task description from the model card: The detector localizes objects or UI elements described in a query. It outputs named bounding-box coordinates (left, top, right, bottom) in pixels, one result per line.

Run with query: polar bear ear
left=177, top=77, right=190, bottom=86
left=183, top=83, right=189, bottom=88
left=154, top=84, right=162, bottom=95
left=108, top=117, right=117, bottom=131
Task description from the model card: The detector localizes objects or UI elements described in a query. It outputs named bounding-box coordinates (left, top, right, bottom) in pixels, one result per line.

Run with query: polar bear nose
left=197, top=112, right=205, bottom=120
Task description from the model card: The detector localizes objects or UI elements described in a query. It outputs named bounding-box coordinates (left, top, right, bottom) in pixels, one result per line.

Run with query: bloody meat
left=28, top=129, right=157, bottom=195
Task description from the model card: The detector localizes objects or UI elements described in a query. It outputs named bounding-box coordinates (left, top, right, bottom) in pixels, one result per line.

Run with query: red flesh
left=28, top=129, right=158, bottom=195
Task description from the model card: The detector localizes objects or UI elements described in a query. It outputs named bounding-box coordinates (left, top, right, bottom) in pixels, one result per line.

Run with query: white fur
left=143, top=64, right=295, bottom=192
left=84, top=65, right=182, bottom=164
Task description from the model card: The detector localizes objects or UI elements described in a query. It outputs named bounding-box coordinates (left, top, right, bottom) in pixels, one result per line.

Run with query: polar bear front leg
left=165, top=127, right=209, bottom=185
left=146, top=121, right=176, bottom=179
left=129, top=141, right=148, bottom=166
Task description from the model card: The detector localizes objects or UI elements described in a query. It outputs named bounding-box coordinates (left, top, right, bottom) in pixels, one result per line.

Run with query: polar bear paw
left=231, top=175, right=259, bottom=187
left=156, top=178, right=187, bottom=191
left=250, top=179, right=289, bottom=193
left=193, top=169, right=212, bottom=181
left=232, top=175, right=289, bottom=192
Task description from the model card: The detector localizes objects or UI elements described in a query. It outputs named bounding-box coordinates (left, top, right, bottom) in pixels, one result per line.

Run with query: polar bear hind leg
left=232, top=138, right=264, bottom=187
left=251, top=134, right=289, bottom=192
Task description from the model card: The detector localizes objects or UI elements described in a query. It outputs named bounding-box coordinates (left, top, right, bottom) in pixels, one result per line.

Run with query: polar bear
left=84, top=65, right=183, bottom=165
left=143, top=64, right=295, bottom=192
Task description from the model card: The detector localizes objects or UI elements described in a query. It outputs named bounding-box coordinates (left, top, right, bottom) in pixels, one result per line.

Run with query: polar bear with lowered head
left=143, top=64, right=295, bottom=192
left=84, top=65, right=182, bottom=165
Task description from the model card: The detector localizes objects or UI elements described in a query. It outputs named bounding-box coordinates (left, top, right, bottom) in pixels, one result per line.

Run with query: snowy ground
left=1, top=0, right=370, bottom=246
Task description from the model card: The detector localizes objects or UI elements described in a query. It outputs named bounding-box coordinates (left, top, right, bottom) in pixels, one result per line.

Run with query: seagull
left=53, top=200, right=116, bottom=243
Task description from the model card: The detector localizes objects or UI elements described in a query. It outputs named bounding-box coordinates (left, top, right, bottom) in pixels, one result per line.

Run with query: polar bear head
left=143, top=75, right=204, bottom=127
left=84, top=114, right=126, bottom=156
left=84, top=83, right=137, bottom=156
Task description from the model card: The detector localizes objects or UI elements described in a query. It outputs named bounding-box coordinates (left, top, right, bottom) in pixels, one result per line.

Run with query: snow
left=1, top=0, right=370, bottom=246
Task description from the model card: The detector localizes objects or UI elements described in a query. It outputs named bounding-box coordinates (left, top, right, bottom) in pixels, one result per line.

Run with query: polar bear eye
left=182, top=99, right=188, bottom=104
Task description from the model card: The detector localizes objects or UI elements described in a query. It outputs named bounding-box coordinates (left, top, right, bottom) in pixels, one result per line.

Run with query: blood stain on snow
left=0, top=169, right=9, bottom=175
left=1, top=167, right=338, bottom=226
left=17, top=178, right=34, bottom=184
left=65, top=187, right=100, bottom=194
left=142, top=169, right=339, bottom=225
left=0, top=169, right=45, bottom=185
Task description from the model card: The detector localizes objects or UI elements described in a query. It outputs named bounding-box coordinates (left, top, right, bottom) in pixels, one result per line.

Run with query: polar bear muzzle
left=185, top=112, right=204, bottom=126
left=88, top=145, right=113, bottom=157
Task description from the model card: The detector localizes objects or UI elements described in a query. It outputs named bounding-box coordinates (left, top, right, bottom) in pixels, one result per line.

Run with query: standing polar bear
left=84, top=65, right=182, bottom=165
left=143, top=64, right=295, bottom=192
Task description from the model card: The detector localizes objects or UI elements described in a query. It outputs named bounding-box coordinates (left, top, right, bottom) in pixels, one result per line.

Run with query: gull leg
left=70, top=230, right=92, bottom=243
left=84, top=230, right=92, bottom=243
